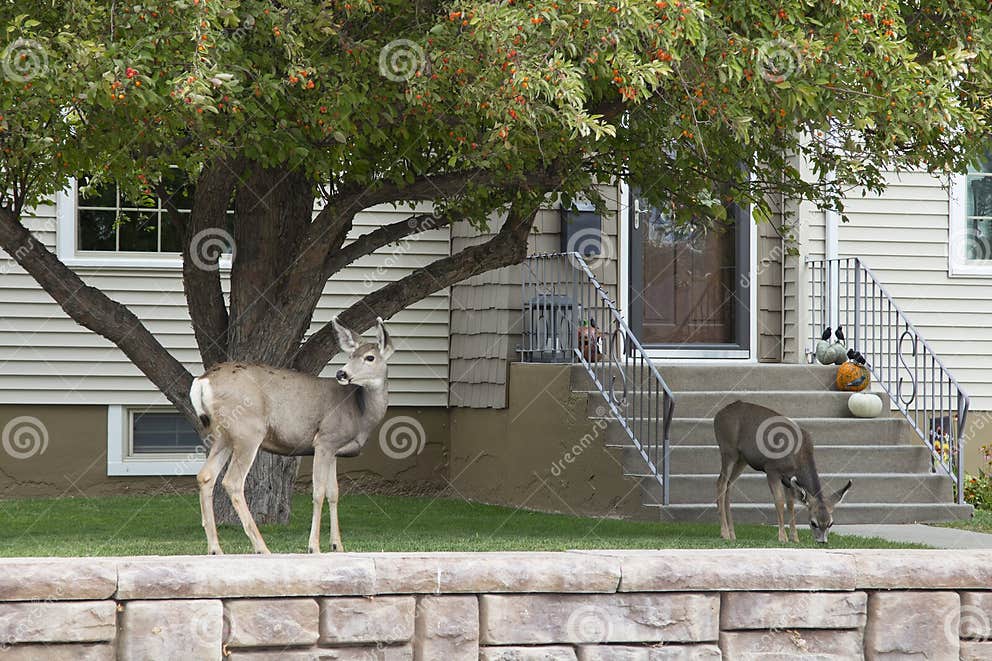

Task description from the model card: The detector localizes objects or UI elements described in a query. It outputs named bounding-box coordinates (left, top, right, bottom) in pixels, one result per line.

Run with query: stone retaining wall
left=1, top=550, right=990, bottom=660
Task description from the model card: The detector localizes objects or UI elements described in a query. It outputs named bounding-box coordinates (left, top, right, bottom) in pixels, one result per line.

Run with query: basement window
left=106, top=406, right=205, bottom=476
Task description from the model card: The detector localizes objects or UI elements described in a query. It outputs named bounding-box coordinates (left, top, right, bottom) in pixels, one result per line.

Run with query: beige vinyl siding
left=781, top=152, right=827, bottom=362
left=756, top=199, right=784, bottom=362
left=449, top=185, right=620, bottom=408
left=0, top=202, right=450, bottom=407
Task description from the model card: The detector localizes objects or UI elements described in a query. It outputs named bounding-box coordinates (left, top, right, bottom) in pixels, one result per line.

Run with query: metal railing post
left=853, top=258, right=861, bottom=351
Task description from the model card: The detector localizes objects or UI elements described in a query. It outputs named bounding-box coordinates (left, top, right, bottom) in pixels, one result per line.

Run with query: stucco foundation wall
left=449, top=362, right=646, bottom=520
left=1, top=551, right=990, bottom=660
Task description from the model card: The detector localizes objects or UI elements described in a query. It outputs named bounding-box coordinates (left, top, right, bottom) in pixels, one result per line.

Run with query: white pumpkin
left=848, top=392, right=883, bottom=418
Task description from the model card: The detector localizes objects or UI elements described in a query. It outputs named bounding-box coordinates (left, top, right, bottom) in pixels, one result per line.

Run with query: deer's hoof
left=331, top=543, right=344, bottom=553
left=208, top=548, right=223, bottom=556
left=308, top=546, right=321, bottom=555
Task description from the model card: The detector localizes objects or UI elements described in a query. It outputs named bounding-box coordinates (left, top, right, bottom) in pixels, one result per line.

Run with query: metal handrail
left=520, top=252, right=675, bottom=504
left=807, top=257, right=971, bottom=504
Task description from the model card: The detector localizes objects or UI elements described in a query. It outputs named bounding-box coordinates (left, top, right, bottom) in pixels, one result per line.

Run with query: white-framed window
left=107, top=405, right=205, bottom=476
left=56, top=176, right=233, bottom=270
left=949, top=155, right=992, bottom=277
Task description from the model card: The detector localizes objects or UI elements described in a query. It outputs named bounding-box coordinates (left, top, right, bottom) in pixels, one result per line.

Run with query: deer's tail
left=190, top=376, right=212, bottom=427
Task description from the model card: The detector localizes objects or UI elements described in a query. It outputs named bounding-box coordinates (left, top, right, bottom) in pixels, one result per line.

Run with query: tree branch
left=0, top=208, right=197, bottom=419
left=292, top=197, right=541, bottom=373
left=176, top=158, right=244, bottom=368
left=323, top=211, right=454, bottom=279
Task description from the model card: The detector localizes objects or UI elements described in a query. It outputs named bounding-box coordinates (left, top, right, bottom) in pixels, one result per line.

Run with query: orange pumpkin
left=836, top=361, right=870, bottom=392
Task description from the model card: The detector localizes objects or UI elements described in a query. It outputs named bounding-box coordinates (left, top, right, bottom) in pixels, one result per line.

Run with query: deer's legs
left=717, top=455, right=746, bottom=540
left=716, top=455, right=733, bottom=539
left=221, top=436, right=270, bottom=554
left=786, top=487, right=799, bottom=543
left=326, top=454, right=343, bottom=552
left=723, top=459, right=747, bottom=540
left=308, top=444, right=334, bottom=554
left=197, top=441, right=233, bottom=555
left=767, top=474, right=788, bottom=543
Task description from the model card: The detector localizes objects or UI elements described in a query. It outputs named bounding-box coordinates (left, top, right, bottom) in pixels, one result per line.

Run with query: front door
left=628, top=189, right=751, bottom=355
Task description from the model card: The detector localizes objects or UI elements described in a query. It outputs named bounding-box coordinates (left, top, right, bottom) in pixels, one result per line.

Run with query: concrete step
left=571, top=363, right=842, bottom=392
left=601, top=391, right=893, bottom=419
left=615, top=444, right=934, bottom=476
left=641, top=472, right=954, bottom=505
left=603, top=417, right=916, bottom=448
left=650, top=502, right=974, bottom=525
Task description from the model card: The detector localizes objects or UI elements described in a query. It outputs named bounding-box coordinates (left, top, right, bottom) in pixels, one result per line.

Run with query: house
left=1, top=163, right=988, bottom=524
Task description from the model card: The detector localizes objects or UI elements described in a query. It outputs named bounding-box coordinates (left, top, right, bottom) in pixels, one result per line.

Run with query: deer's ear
left=790, top=476, right=809, bottom=503
left=332, top=317, right=361, bottom=354
left=376, top=317, right=394, bottom=360
left=831, top=480, right=853, bottom=505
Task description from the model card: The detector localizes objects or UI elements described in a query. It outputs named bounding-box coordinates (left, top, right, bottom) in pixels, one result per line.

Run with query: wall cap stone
left=2, top=550, right=992, bottom=599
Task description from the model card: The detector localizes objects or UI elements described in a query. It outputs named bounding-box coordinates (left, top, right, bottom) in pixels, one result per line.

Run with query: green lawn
left=936, top=508, right=992, bottom=534
left=0, top=494, right=925, bottom=556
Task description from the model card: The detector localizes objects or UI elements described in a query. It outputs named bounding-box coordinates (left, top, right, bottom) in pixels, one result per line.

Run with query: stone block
left=225, top=598, right=319, bottom=647
left=577, top=644, right=722, bottom=660
left=373, top=552, right=620, bottom=594
left=319, top=596, right=415, bottom=644
left=961, top=641, right=992, bottom=661
left=414, top=595, right=479, bottom=661
left=960, top=592, right=992, bottom=639
left=0, top=644, right=114, bottom=660
left=864, top=591, right=959, bottom=660
left=480, top=593, right=718, bottom=645
left=854, top=551, right=992, bottom=589
left=228, top=648, right=412, bottom=660
left=604, top=550, right=857, bottom=592
left=720, top=591, right=867, bottom=630
left=118, top=599, right=223, bottom=661
left=116, top=555, right=375, bottom=599
left=720, top=630, right=862, bottom=660
left=480, top=646, right=578, bottom=660
left=0, top=559, right=116, bottom=600
left=0, top=601, right=116, bottom=643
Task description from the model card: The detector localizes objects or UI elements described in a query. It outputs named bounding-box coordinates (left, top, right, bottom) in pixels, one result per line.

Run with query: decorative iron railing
left=807, top=257, right=971, bottom=503
left=519, top=252, right=675, bottom=504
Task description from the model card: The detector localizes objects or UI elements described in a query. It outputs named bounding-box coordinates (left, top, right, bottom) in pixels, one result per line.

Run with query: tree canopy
left=2, top=0, right=990, bottom=521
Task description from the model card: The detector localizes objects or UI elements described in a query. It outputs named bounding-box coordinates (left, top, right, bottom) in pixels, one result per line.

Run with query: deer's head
left=332, top=317, right=394, bottom=387
left=790, top=476, right=853, bottom=544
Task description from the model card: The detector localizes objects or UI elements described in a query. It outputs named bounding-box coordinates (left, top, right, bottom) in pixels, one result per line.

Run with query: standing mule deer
left=713, top=400, right=853, bottom=544
left=189, top=317, right=394, bottom=554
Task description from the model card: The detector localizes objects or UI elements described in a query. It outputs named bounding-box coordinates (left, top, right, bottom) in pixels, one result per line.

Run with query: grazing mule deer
left=713, top=400, right=853, bottom=544
left=189, top=317, right=394, bottom=554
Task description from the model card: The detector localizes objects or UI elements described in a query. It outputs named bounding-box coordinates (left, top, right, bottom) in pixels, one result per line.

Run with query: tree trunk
left=207, top=163, right=318, bottom=526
